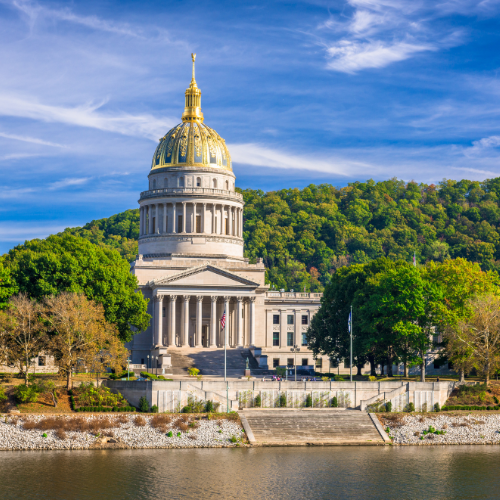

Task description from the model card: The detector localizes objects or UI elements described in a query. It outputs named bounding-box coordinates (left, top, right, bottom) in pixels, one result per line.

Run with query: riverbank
left=379, top=412, right=500, bottom=445
left=0, top=414, right=247, bottom=451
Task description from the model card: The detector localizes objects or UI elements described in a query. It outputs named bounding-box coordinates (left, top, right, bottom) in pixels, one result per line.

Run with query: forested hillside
left=59, top=177, right=500, bottom=292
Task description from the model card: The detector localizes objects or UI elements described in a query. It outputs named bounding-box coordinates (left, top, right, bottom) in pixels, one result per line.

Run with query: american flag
left=220, top=309, right=226, bottom=328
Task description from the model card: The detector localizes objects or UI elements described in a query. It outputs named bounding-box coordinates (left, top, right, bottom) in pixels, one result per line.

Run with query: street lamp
left=291, top=345, right=300, bottom=382
left=127, top=357, right=131, bottom=381
left=147, top=355, right=150, bottom=373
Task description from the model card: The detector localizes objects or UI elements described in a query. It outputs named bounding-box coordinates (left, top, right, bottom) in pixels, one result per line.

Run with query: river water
left=1, top=446, right=499, bottom=499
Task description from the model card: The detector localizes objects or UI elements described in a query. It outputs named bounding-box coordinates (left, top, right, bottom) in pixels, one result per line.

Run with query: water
left=1, top=446, right=499, bottom=499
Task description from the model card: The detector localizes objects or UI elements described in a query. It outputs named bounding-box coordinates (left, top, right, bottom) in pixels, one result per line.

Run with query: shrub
left=181, top=405, right=192, bottom=413
left=134, top=416, right=146, bottom=427
left=205, top=400, right=214, bottom=413
left=0, top=386, right=7, bottom=402
left=167, top=431, right=173, bottom=437
left=368, top=376, right=377, bottom=382
left=279, top=393, right=287, bottom=408
left=139, top=396, right=149, bottom=413
left=321, top=377, right=330, bottom=382
left=73, top=383, right=125, bottom=408
left=254, top=394, right=261, bottom=408
left=407, top=403, right=415, bottom=413
left=494, top=396, right=499, bottom=405
left=187, top=367, right=200, bottom=377
left=331, top=396, right=338, bottom=408
left=386, top=402, right=392, bottom=413
left=305, top=394, right=312, bottom=407
left=15, top=384, right=39, bottom=403
left=434, top=403, right=441, bottom=412
left=334, top=375, right=344, bottom=381
left=151, top=405, right=158, bottom=413
left=109, top=371, right=135, bottom=380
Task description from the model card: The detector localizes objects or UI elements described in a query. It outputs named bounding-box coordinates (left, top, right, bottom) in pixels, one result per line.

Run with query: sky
left=1, top=0, right=500, bottom=254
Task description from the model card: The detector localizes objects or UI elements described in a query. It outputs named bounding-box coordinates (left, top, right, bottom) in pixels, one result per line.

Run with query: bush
left=151, top=405, right=158, bottom=413
left=279, top=393, right=287, bottom=408
left=254, top=394, right=261, bottom=407
left=305, top=394, right=312, bottom=407
left=139, top=372, right=170, bottom=381
left=187, top=367, right=200, bottom=377
left=0, top=386, right=7, bottom=402
left=181, top=405, right=192, bottom=413
left=15, top=384, right=39, bottom=403
left=167, top=431, right=173, bottom=437
left=109, top=371, right=135, bottom=380
left=205, top=400, right=214, bottom=413
left=368, top=376, right=377, bottom=382
left=139, top=396, right=150, bottom=413
left=386, top=402, right=392, bottom=413
left=73, top=382, right=125, bottom=407
left=494, top=396, right=499, bottom=404
left=334, top=375, right=344, bottom=381
left=407, top=403, right=415, bottom=413
left=331, top=396, right=338, bottom=408
left=434, top=402, right=441, bottom=412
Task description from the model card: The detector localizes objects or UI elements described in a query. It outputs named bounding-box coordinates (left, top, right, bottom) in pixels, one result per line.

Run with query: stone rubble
left=382, top=413, right=500, bottom=445
left=0, top=415, right=246, bottom=451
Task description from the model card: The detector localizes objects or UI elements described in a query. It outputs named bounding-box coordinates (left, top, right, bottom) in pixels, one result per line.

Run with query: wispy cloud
left=0, top=221, right=67, bottom=242
left=48, top=177, right=92, bottom=190
left=0, top=131, right=67, bottom=148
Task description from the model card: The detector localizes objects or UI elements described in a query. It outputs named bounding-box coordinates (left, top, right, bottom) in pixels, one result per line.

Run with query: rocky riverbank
left=379, top=413, right=500, bottom=445
left=0, top=414, right=247, bottom=451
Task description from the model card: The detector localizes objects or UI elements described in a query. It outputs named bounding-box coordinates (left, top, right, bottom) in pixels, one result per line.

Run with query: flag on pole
left=413, top=251, right=417, bottom=267
left=220, top=309, right=226, bottom=328
left=348, top=311, right=352, bottom=333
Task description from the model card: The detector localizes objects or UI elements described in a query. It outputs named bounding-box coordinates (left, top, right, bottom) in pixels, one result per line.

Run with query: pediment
left=149, top=264, right=259, bottom=288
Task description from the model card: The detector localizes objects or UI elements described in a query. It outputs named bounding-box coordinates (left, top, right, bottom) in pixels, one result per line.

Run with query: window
left=287, top=358, right=294, bottom=367
left=225, top=217, right=229, bottom=234
left=213, top=178, right=217, bottom=188
left=196, top=215, right=201, bottom=233
left=287, top=332, right=293, bottom=346
left=38, top=356, right=46, bottom=367
left=302, top=358, right=308, bottom=366
left=179, top=177, right=185, bottom=187
left=225, top=180, right=229, bottom=190
left=433, top=360, right=440, bottom=369
left=301, top=315, right=308, bottom=325
left=196, top=177, right=201, bottom=187
left=152, top=217, right=156, bottom=233
left=302, top=333, right=307, bottom=346
left=165, top=216, right=169, bottom=233
left=273, top=358, right=279, bottom=368
left=273, top=332, right=279, bottom=346
left=162, top=307, right=165, bottom=318
left=287, top=315, right=294, bottom=325
left=315, top=358, right=323, bottom=369
left=273, top=314, right=280, bottom=324
left=177, top=215, right=183, bottom=232
left=164, top=178, right=168, bottom=188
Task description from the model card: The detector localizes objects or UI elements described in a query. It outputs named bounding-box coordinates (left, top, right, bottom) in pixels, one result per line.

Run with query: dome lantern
left=181, top=53, right=204, bottom=123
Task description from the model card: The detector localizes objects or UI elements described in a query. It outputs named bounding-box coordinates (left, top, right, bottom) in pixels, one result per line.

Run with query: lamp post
left=291, top=345, right=300, bottom=382
left=147, top=355, right=150, bottom=373
left=127, top=357, right=131, bottom=381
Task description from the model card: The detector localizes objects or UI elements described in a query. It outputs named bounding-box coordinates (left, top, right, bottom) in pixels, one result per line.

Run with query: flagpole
left=350, top=305, right=353, bottom=383
left=224, top=315, right=227, bottom=383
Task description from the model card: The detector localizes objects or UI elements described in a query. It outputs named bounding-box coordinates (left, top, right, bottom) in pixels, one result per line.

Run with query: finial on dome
left=182, top=53, right=204, bottom=123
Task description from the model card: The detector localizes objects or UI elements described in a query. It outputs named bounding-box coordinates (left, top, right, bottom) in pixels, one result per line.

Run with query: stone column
left=168, top=295, right=177, bottom=347
left=182, top=295, right=190, bottom=347
left=294, top=309, right=301, bottom=347
left=249, top=297, right=256, bottom=347
left=182, top=202, right=186, bottom=233
left=210, top=296, right=218, bottom=347
left=148, top=205, right=153, bottom=234
left=223, top=296, right=230, bottom=347
left=228, top=206, right=232, bottom=236
left=163, top=203, right=168, bottom=233
left=202, top=203, right=206, bottom=233
left=212, top=203, right=216, bottom=234
left=195, top=296, right=203, bottom=347
left=236, top=297, right=243, bottom=347
left=139, top=207, right=143, bottom=236
left=193, top=202, right=197, bottom=233
left=154, top=295, right=163, bottom=347
left=280, top=309, right=287, bottom=348
left=172, top=203, right=177, bottom=233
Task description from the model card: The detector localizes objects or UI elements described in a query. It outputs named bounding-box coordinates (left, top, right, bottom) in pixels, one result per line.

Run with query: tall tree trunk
left=404, top=361, right=408, bottom=378
left=459, top=368, right=465, bottom=383
left=387, top=356, right=393, bottom=377
left=356, top=364, right=363, bottom=376
left=485, top=361, right=490, bottom=385
left=66, top=370, right=72, bottom=390
left=420, top=351, right=425, bottom=382
left=369, top=355, right=376, bottom=376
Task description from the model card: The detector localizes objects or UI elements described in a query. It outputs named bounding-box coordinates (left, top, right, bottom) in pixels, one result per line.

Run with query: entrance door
left=202, top=325, right=209, bottom=347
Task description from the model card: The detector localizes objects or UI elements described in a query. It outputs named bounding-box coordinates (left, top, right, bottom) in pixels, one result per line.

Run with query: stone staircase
left=240, top=409, right=385, bottom=445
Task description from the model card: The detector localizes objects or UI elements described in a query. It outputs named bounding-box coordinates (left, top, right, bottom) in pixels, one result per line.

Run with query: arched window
left=164, top=178, right=168, bottom=188
left=152, top=179, right=156, bottom=189
left=179, top=177, right=185, bottom=187
left=225, top=180, right=229, bottom=190
left=213, top=178, right=217, bottom=188
left=196, top=177, right=201, bottom=187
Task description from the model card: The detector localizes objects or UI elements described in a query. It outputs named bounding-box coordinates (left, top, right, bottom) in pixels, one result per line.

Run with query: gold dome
left=151, top=54, right=232, bottom=172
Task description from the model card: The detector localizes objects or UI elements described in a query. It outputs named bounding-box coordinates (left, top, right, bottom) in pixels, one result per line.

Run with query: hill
left=59, top=177, right=500, bottom=292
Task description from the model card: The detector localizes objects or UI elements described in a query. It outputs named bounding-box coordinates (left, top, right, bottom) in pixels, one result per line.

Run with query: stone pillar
left=223, top=296, right=230, bottom=348
left=182, top=295, right=190, bottom=347
left=193, top=202, right=197, bottom=233
left=148, top=205, right=153, bottom=234
left=154, top=295, right=163, bottom=347
left=294, top=309, right=301, bottom=347
left=249, top=297, right=256, bottom=347
left=202, top=203, right=206, bottom=233
left=236, top=297, right=243, bottom=347
left=139, top=207, right=143, bottom=236
left=195, top=296, right=203, bottom=347
left=163, top=203, right=168, bottom=233
left=172, top=203, right=177, bottom=233
left=210, top=296, right=218, bottom=347
left=280, top=309, right=287, bottom=348
left=212, top=203, right=216, bottom=234
left=182, top=202, right=187, bottom=233
left=228, top=206, right=232, bottom=236
left=168, top=295, right=177, bottom=347
left=240, top=208, right=243, bottom=237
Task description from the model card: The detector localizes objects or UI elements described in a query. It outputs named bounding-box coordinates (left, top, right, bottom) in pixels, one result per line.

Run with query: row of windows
left=272, top=358, right=323, bottom=368
left=272, top=332, right=309, bottom=347
left=151, top=177, right=232, bottom=190
left=272, top=314, right=309, bottom=325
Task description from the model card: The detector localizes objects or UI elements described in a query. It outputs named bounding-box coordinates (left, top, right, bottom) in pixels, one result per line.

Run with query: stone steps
left=242, top=409, right=384, bottom=445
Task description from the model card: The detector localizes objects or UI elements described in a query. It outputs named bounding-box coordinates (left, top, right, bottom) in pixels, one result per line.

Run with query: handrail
left=140, top=187, right=243, bottom=200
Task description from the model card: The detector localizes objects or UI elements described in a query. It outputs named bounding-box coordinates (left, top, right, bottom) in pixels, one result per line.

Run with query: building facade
left=127, top=55, right=323, bottom=371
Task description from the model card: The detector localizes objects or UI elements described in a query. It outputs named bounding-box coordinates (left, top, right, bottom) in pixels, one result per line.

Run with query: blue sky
left=1, top=0, right=500, bottom=254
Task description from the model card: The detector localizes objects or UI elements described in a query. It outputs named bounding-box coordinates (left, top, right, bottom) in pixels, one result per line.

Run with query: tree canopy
left=1, top=234, right=149, bottom=342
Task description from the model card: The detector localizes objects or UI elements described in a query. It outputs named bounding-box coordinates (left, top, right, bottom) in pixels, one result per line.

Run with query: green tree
left=1, top=234, right=149, bottom=342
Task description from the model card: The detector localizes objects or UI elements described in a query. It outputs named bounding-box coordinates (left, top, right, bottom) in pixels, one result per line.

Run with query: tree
left=2, top=234, right=150, bottom=342
left=0, top=294, right=46, bottom=384
left=43, top=292, right=128, bottom=389
left=450, top=295, right=500, bottom=384
left=0, top=263, right=17, bottom=310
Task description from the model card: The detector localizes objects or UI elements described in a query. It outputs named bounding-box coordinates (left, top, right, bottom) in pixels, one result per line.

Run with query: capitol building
left=127, top=55, right=323, bottom=374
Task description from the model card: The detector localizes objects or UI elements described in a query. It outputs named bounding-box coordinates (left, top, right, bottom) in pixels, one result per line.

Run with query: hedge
left=75, top=406, right=136, bottom=412
left=442, top=405, right=500, bottom=411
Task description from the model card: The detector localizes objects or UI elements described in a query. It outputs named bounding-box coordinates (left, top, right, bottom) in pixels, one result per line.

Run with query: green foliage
left=275, top=366, right=286, bottom=377
left=187, top=367, right=200, bottom=377
left=422, top=425, right=446, bottom=436
left=254, top=394, right=261, bottom=407
left=167, top=431, right=173, bottom=437
left=15, top=384, right=39, bottom=403
left=407, top=402, right=415, bottom=412
left=334, top=375, right=344, bottom=381
left=205, top=400, right=214, bottom=413
left=0, top=263, right=17, bottom=309
left=151, top=405, right=158, bottom=413
left=305, top=394, right=312, bottom=407
left=279, top=393, right=287, bottom=407
left=0, top=385, right=7, bottom=402
left=368, top=376, right=377, bottom=381
left=386, top=401, right=392, bottom=413
left=331, top=396, right=338, bottom=407
left=139, top=372, right=170, bottom=381
left=434, top=402, right=441, bottom=412
left=73, top=382, right=125, bottom=408
left=1, top=234, right=149, bottom=342
left=139, top=396, right=149, bottom=413
left=109, top=371, right=135, bottom=380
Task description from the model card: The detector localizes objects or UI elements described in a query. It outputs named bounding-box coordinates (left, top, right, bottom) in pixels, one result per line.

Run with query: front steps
left=240, top=409, right=385, bottom=446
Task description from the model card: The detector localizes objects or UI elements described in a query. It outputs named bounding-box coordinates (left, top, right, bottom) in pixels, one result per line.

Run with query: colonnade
left=153, top=295, right=256, bottom=348
left=139, top=202, right=243, bottom=237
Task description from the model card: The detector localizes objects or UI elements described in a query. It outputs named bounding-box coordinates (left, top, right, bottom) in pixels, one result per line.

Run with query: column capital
left=170, top=295, right=178, bottom=302
left=223, top=295, right=231, bottom=301
left=249, top=296, right=256, bottom=302
left=183, top=295, right=191, bottom=302
left=196, top=295, right=204, bottom=302
left=211, top=295, right=218, bottom=303
left=154, top=295, right=163, bottom=303
left=236, top=296, right=244, bottom=302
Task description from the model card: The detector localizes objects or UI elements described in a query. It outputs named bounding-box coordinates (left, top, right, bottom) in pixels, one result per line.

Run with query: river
left=1, top=446, right=499, bottom=499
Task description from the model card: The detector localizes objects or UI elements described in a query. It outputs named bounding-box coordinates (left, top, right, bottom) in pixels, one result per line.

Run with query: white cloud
left=327, top=40, right=433, bottom=73
left=48, top=177, right=92, bottom=190
left=0, top=94, right=175, bottom=140
left=463, top=135, right=500, bottom=158
left=0, top=131, right=66, bottom=148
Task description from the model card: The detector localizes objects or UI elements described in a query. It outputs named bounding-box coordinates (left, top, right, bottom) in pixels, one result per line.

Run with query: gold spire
left=182, top=53, right=204, bottom=123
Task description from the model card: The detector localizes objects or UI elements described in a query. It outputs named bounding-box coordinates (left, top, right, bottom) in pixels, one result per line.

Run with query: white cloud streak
left=0, top=131, right=67, bottom=148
